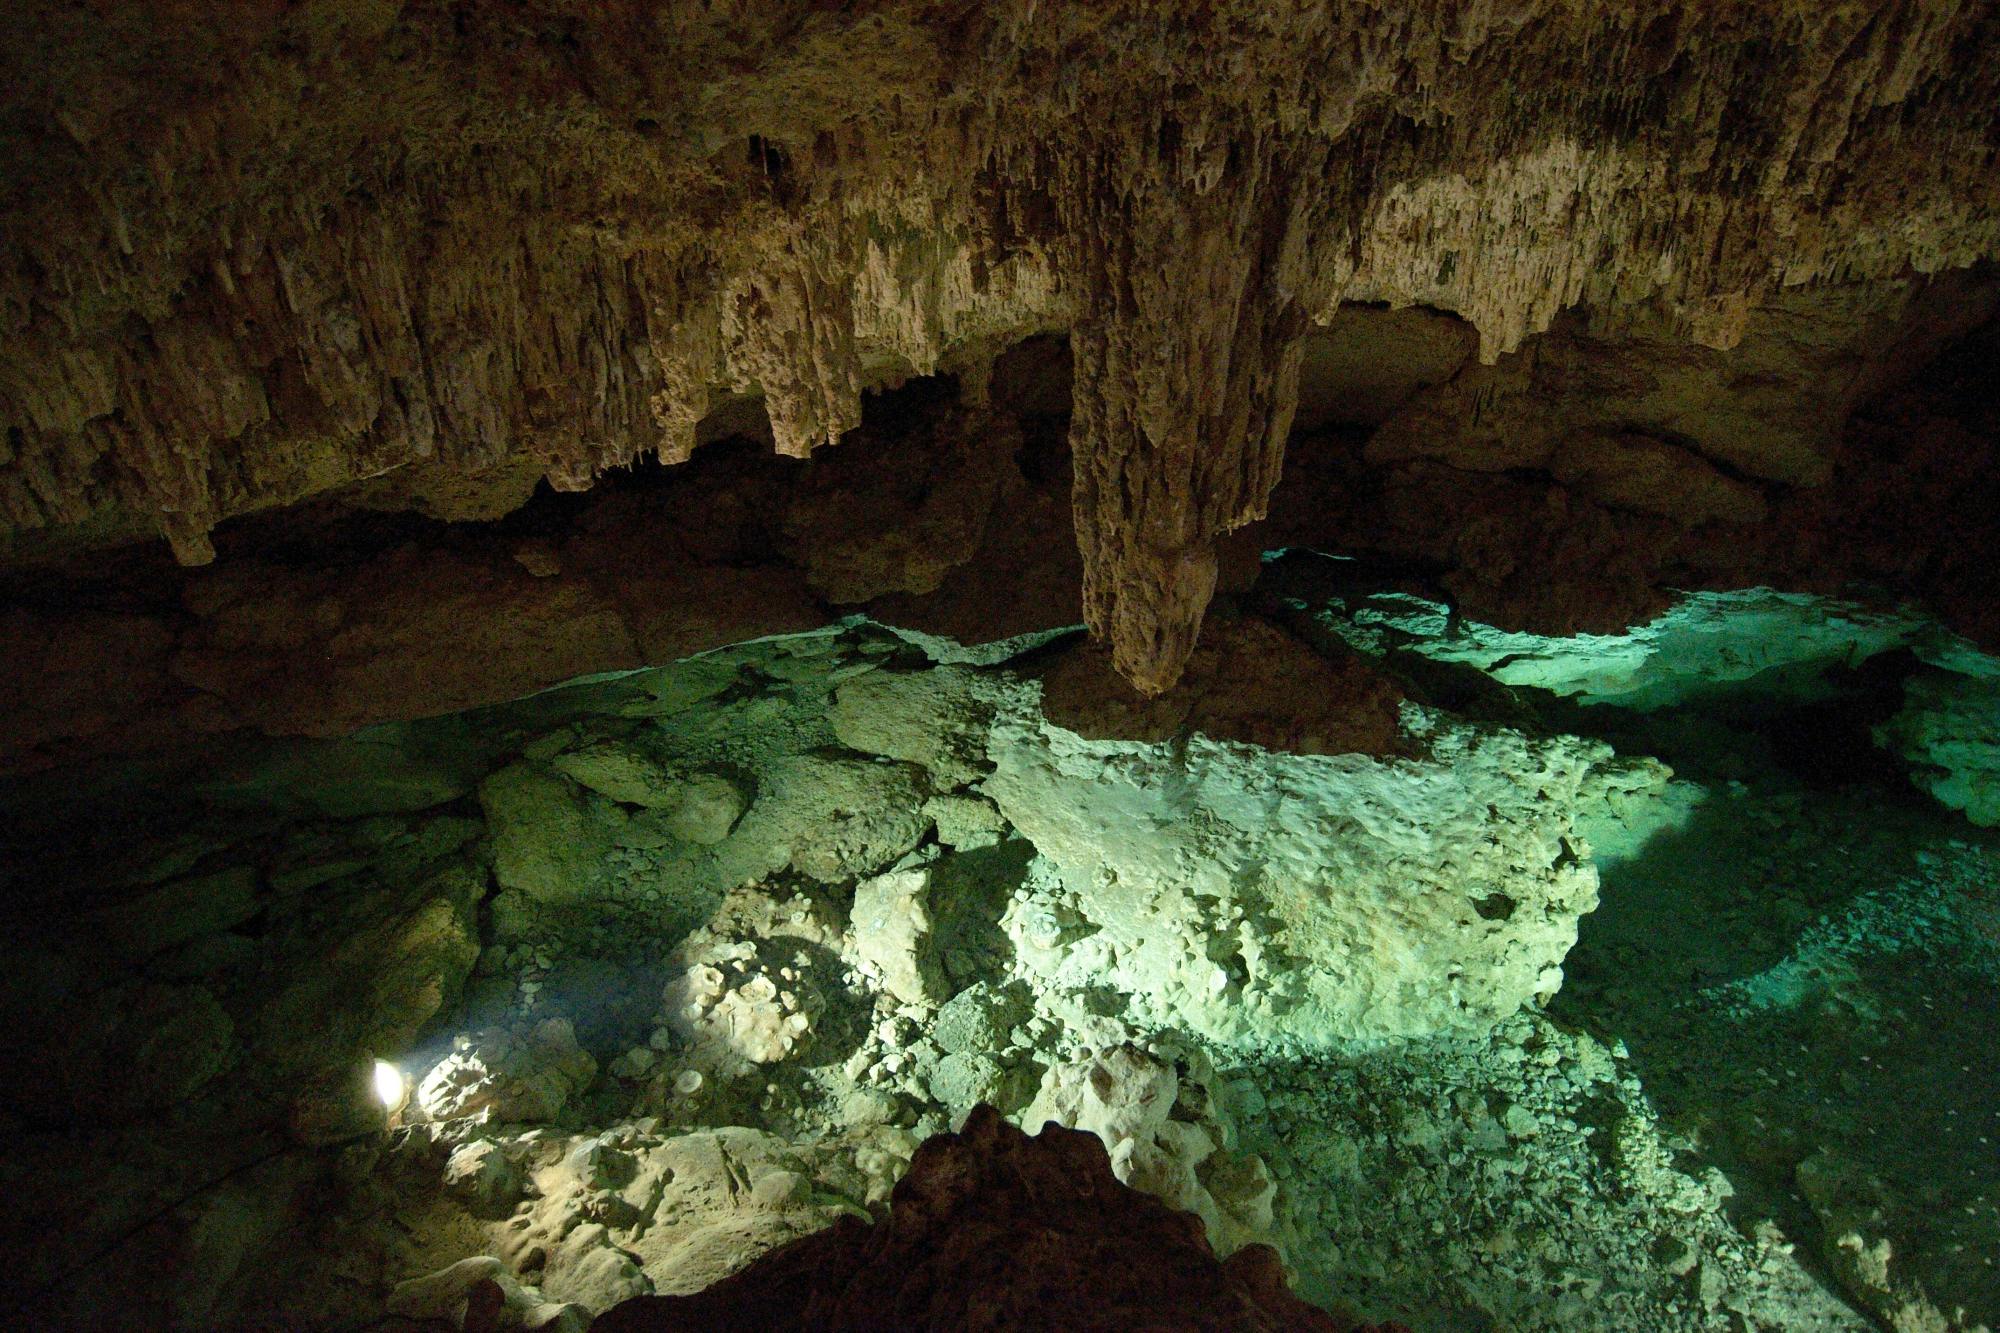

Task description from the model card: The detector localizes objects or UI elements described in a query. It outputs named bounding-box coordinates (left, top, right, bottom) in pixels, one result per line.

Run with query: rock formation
left=587, top=1103, right=1375, bottom=1333
left=4, top=1, right=1999, bottom=692
left=4, top=9, right=2000, bottom=1333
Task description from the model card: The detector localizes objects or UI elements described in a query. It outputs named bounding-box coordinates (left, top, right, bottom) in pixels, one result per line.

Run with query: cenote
left=4, top=7, right=2000, bottom=1331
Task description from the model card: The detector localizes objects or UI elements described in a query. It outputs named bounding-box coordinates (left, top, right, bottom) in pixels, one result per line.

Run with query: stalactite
left=0, top=0, right=1996, bottom=691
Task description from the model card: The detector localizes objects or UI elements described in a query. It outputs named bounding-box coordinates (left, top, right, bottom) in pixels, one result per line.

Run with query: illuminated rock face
left=4, top=606, right=1997, bottom=1330
left=3, top=2, right=1999, bottom=691
left=1879, top=668, right=2000, bottom=826
left=983, top=690, right=1649, bottom=1043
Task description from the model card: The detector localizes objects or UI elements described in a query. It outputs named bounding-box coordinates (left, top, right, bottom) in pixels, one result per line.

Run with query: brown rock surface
left=1038, top=615, right=1407, bottom=758
left=588, top=1104, right=1388, bottom=1333
left=4, top=2, right=1998, bottom=692
left=0, top=394, right=1068, bottom=773
left=4, top=276, right=1998, bottom=775
left=1262, top=274, right=2000, bottom=645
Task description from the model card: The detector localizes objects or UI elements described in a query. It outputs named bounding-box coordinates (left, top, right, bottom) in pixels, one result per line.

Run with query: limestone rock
left=90, top=865, right=260, bottom=960
left=5, top=4, right=1997, bottom=695
left=589, top=1105, right=1367, bottom=1332
left=764, top=756, right=931, bottom=883
left=932, top=982, right=1027, bottom=1058
left=480, top=763, right=619, bottom=903
left=389, top=1257, right=589, bottom=1333
left=1038, top=616, right=1405, bottom=757
left=850, top=867, right=944, bottom=1007
left=1548, top=431, right=1768, bottom=527
left=387, top=1256, right=509, bottom=1321
left=45, top=981, right=238, bottom=1119
left=3, top=288, right=1995, bottom=777
left=1798, top=1151, right=1968, bottom=1333
left=1025, top=1045, right=1279, bottom=1261
left=551, top=741, right=684, bottom=808
left=287, top=1059, right=388, bottom=1146
left=211, top=727, right=475, bottom=817
left=920, top=792, right=1009, bottom=850
left=928, top=1053, right=1008, bottom=1122
left=1292, top=305, right=1479, bottom=431
left=780, top=401, right=1018, bottom=603
left=1877, top=669, right=2000, bottom=826
left=663, top=955, right=818, bottom=1075
left=663, top=773, right=752, bottom=844
left=829, top=666, right=993, bottom=787
left=415, top=1019, right=599, bottom=1124
left=540, top=1222, right=653, bottom=1312
left=986, top=697, right=1626, bottom=1044
left=546, top=745, right=747, bottom=845
left=479, top=1120, right=861, bottom=1311
left=1314, top=585, right=1935, bottom=712
left=656, top=884, right=848, bottom=1083
left=254, top=868, right=482, bottom=1078
left=443, top=1140, right=525, bottom=1218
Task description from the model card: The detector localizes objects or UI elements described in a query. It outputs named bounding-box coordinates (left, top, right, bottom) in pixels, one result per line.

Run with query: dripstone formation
left=4, top=1, right=1999, bottom=693
left=4, top=7, right=2000, bottom=1333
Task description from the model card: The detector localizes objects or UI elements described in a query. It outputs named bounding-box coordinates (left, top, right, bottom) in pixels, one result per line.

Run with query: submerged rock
left=443, top=1140, right=525, bottom=1217
left=416, top=1019, right=599, bottom=1124
left=9, top=621, right=1991, bottom=1331
left=552, top=741, right=750, bottom=843
left=829, top=666, right=994, bottom=787
left=90, top=865, right=260, bottom=960
left=552, top=740, right=685, bottom=808
left=850, top=866, right=944, bottom=1008
left=768, top=755, right=932, bottom=883
left=1878, top=669, right=2000, bottom=826
left=987, top=696, right=1631, bottom=1044
left=1025, top=1045, right=1279, bottom=1262
left=1309, top=585, right=1935, bottom=711
left=590, top=1105, right=1377, bottom=1333
left=480, top=762, right=622, bottom=903
left=388, top=1256, right=590, bottom=1332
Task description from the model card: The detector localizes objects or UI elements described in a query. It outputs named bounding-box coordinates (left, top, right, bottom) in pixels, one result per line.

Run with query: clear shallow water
left=2, top=584, right=1995, bottom=1331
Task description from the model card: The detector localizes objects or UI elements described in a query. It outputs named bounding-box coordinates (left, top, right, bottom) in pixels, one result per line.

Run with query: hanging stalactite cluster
left=3, top=0, right=1998, bottom=690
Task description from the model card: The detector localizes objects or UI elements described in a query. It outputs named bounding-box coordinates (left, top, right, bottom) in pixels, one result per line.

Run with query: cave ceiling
left=2, top=0, right=1998, bottom=703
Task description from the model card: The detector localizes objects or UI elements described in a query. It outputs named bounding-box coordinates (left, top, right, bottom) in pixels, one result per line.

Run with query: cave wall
left=4, top=0, right=1999, bottom=695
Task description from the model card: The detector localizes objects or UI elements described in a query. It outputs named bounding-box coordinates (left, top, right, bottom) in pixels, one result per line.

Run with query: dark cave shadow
left=1549, top=784, right=2000, bottom=1326
left=928, top=837, right=1035, bottom=993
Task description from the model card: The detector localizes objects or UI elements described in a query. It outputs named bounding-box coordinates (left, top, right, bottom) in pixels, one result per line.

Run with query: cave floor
left=1240, top=758, right=1999, bottom=1332
left=1, top=592, right=1995, bottom=1332
left=1551, top=755, right=2000, bottom=1332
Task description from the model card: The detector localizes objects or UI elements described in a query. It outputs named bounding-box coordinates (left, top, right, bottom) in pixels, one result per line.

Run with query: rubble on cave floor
left=1, top=595, right=1995, bottom=1332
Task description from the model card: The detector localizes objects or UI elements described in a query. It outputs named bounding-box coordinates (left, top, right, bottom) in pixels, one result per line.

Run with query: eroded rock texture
left=589, top=1104, right=1375, bottom=1333
left=4, top=1, right=1999, bottom=690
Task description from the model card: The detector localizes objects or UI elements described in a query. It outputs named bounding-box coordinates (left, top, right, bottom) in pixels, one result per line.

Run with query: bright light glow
left=372, top=1060, right=405, bottom=1109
